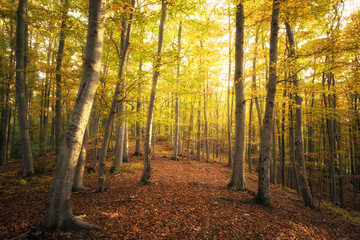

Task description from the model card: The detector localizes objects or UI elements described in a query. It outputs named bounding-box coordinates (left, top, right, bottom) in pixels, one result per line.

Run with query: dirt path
left=1, top=142, right=360, bottom=239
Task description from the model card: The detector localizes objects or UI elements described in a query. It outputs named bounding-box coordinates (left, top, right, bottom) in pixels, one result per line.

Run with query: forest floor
left=1, top=141, right=360, bottom=239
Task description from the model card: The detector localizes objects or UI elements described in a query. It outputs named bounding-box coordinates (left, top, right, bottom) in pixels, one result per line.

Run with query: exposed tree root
left=62, top=217, right=105, bottom=233
left=139, top=178, right=151, bottom=186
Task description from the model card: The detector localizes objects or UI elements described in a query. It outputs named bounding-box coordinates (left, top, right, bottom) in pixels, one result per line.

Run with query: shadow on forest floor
left=1, top=141, right=360, bottom=239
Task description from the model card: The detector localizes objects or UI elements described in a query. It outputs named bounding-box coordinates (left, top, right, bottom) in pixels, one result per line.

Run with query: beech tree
left=140, top=0, right=167, bottom=185
left=54, top=0, right=69, bottom=156
left=255, top=0, right=280, bottom=207
left=285, top=22, right=315, bottom=208
left=97, top=0, right=134, bottom=192
left=15, top=0, right=34, bottom=177
left=41, top=0, right=106, bottom=231
left=228, top=2, right=246, bottom=191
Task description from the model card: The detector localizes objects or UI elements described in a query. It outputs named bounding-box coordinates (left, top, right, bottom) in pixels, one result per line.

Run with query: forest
left=1, top=0, right=360, bottom=238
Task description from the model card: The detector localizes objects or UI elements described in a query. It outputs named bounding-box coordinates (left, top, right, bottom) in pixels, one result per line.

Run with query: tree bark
left=72, top=127, right=89, bottom=192
left=123, top=119, right=128, bottom=162
left=134, top=61, right=142, bottom=156
left=140, top=0, right=167, bottom=185
left=227, top=0, right=233, bottom=168
left=55, top=0, right=69, bottom=156
left=41, top=0, right=106, bottom=231
left=113, top=102, right=125, bottom=170
left=15, top=0, right=34, bottom=176
left=97, top=0, right=134, bottom=192
left=173, top=21, right=182, bottom=161
left=197, top=99, right=201, bottom=161
left=285, top=22, right=315, bottom=208
left=228, top=3, right=246, bottom=191
left=255, top=0, right=280, bottom=207
left=0, top=21, right=15, bottom=165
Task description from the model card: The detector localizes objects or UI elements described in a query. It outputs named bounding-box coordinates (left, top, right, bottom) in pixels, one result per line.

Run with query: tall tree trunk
left=227, top=0, right=233, bottom=167
left=15, top=0, right=34, bottom=176
left=41, top=0, right=106, bottom=231
left=247, top=99, right=253, bottom=173
left=271, top=122, right=277, bottom=184
left=134, top=61, right=142, bottom=156
left=280, top=88, right=286, bottom=187
left=91, top=104, right=99, bottom=171
left=228, top=3, right=246, bottom=191
left=255, top=0, right=280, bottom=207
left=285, top=22, right=315, bottom=208
left=173, top=20, right=182, bottom=161
left=55, top=0, right=69, bottom=156
left=97, top=0, right=134, bottom=192
left=197, top=99, right=201, bottom=161
left=113, top=102, right=125, bottom=170
left=140, top=0, right=167, bottom=185
left=204, top=86, right=210, bottom=163
left=123, top=119, right=128, bottom=162
left=0, top=22, right=15, bottom=164
left=72, top=127, right=89, bottom=192
left=289, top=104, right=300, bottom=192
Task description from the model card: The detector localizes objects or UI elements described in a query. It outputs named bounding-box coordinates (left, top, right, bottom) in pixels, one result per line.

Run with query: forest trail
left=1, top=141, right=360, bottom=239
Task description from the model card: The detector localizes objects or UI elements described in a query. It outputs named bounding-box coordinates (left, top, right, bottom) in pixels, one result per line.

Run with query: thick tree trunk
left=228, top=3, right=246, bottom=191
left=72, top=127, right=89, bottom=192
left=15, top=0, right=34, bottom=176
left=255, top=0, right=280, bottom=207
left=97, top=1, right=133, bottom=191
left=285, top=22, right=315, bottom=208
left=41, top=0, right=106, bottom=231
left=140, top=0, right=167, bottom=185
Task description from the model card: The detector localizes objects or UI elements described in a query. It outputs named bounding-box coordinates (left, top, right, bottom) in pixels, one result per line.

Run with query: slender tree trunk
left=55, top=0, right=69, bottom=156
left=335, top=123, right=345, bottom=207
left=123, top=119, right=128, bottom=162
left=285, top=22, right=315, bottom=208
left=197, top=99, right=201, bottom=161
left=248, top=100, right=253, bottom=173
left=41, top=0, right=106, bottom=231
left=134, top=61, right=142, bottom=156
left=15, top=0, right=34, bottom=176
left=280, top=89, right=286, bottom=187
left=204, top=87, right=210, bottom=163
left=72, top=127, right=89, bottom=192
left=113, top=102, right=125, bottom=170
left=97, top=1, right=134, bottom=191
left=271, top=122, right=277, bottom=184
left=228, top=3, right=246, bottom=191
left=289, top=104, right=300, bottom=192
left=173, top=20, right=182, bottom=161
left=255, top=0, right=280, bottom=207
left=91, top=104, right=99, bottom=171
left=0, top=23, right=14, bottom=164
left=140, top=0, right=167, bottom=185
left=227, top=0, right=233, bottom=167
